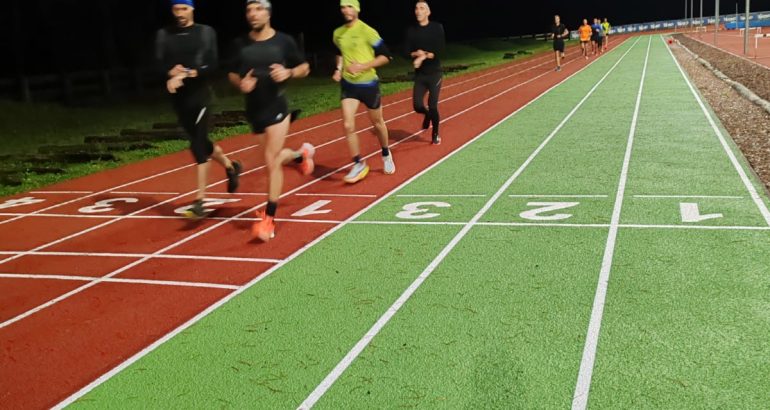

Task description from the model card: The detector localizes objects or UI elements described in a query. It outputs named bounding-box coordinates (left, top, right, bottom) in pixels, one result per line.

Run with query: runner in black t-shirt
left=550, top=15, right=569, bottom=72
left=156, top=0, right=241, bottom=219
left=227, top=0, right=313, bottom=242
left=405, top=0, right=446, bottom=145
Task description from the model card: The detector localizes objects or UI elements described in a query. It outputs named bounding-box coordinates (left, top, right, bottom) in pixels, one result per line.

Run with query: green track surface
left=71, top=36, right=770, bottom=409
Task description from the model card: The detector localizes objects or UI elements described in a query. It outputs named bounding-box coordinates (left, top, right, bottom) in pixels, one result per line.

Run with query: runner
left=579, top=19, right=593, bottom=59
left=156, top=0, right=241, bottom=219
left=333, top=0, right=395, bottom=183
left=405, top=0, right=446, bottom=145
left=551, top=15, right=568, bottom=72
left=602, top=18, right=612, bottom=50
left=592, top=18, right=605, bottom=55
left=227, top=0, right=314, bottom=242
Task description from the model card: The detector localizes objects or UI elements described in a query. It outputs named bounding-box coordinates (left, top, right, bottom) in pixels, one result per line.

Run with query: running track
left=0, top=38, right=627, bottom=409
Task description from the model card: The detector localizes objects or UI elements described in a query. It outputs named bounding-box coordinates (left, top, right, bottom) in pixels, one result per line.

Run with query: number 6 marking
left=519, top=202, right=579, bottom=221
left=396, top=202, right=451, bottom=220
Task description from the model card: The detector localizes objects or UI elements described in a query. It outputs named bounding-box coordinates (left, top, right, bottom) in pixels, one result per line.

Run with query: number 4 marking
left=680, top=203, right=723, bottom=223
left=78, top=198, right=139, bottom=214
left=173, top=198, right=241, bottom=215
left=292, top=200, right=333, bottom=217
left=0, top=197, right=45, bottom=210
left=519, top=202, right=580, bottom=221
left=396, top=202, right=451, bottom=220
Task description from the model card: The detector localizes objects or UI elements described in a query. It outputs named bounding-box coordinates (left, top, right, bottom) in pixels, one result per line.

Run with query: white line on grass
left=3, top=44, right=581, bottom=332
left=0, top=273, right=240, bottom=290
left=633, top=194, right=744, bottom=199
left=508, top=194, right=609, bottom=198
left=52, top=44, right=591, bottom=408
left=300, top=38, right=641, bottom=410
left=1, top=49, right=562, bottom=228
left=664, top=36, right=770, bottom=226
left=0, top=251, right=280, bottom=264
left=572, top=36, right=651, bottom=410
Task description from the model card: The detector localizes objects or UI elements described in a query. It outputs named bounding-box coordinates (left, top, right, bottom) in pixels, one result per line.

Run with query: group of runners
left=157, top=0, right=445, bottom=241
left=551, top=16, right=612, bottom=71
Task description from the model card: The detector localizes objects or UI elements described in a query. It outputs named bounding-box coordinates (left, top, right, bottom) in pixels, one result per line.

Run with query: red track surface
left=0, top=39, right=626, bottom=409
left=686, top=28, right=770, bottom=67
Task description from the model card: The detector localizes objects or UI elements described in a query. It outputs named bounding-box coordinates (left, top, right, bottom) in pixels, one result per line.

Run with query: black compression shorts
left=341, top=80, right=382, bottom=110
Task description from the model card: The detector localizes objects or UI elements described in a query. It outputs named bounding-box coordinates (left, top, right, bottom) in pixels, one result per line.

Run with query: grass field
left=0, top=39, right=552, bottom=198
left=44, top=35, right=770, bottom=408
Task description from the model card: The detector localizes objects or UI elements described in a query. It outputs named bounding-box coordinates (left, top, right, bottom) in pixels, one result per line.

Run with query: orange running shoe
left=252, top=210, right=276, bottom=242
left=299, top=143, right=315, bottom=176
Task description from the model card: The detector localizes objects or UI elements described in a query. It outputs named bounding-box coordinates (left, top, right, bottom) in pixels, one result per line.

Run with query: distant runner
left=551, top=15, right=569, bottom=72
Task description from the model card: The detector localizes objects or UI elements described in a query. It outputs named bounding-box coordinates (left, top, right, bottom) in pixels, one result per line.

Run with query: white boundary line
left=632, top=194, right=744, bottom=199
left=0, top=251, right=280, bottom=264
left=508, top=194, right=609, bottom=198
left=395, top=194, right=488, bottom=198
left=1, top=48, right=562, bottom=226
left=0, top=50, right=566, bottom=270
left=294, top=193, right=377, bottom=198
left=299, top=38, right=641, bottom=410
left=1, top=40, right=584, bottom=332
left=52, top=43, right=590, bottom=409
left=572, top=36, right=651, bottom=410
left=0, top=273, right=240, bottom=290
left=665, top=36, right=770, bottom=226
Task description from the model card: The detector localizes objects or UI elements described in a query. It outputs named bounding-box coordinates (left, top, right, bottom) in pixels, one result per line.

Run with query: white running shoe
left=344, top=161, right=370, bottom=184
left=383, top=154, right=396, bottom=175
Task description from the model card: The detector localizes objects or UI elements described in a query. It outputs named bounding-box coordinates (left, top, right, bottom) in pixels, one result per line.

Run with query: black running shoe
left=226, top=161, right=242, bottom=193
left=422, top=113, right=431, bottom=129
left=432, top=134, right=441, bottom=145
left=183, top=199, right=208, bottom=220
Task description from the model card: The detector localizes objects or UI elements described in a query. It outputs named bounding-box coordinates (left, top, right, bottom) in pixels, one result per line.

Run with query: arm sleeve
left=154, top=29, right=172, bottom=75
left=369, top=28, right=392, bottom=59
left=434, top=24, right=446, bottom=59
left=196, top=26, right=218, bottom=79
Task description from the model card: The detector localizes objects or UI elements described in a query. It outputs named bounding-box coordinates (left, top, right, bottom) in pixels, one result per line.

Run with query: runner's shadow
left=389, top=129, right=417, bottom=142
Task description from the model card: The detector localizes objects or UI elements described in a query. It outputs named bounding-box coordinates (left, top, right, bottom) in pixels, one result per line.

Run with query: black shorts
left=591, top=35, right=598, bottom=43
left=553, top=40, right=565, bottom=53
left=341, top=80, right=382, bottom=110
left=598, top=37, right=605, bottom=46
left=246, top=97, right=289, bottom=134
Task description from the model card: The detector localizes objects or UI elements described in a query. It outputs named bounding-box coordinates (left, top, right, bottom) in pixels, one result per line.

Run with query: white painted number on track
left=174, top=198, right=241, bottom=215
left=520, top=202, right=580, bottom=221
left=292, top=200, right=333, bottom=217
left=0, top=197, right=45, bottom=210
left=78, top=198, right=139, bottom=214
left=396, top=202, right=452, bottom=220
left=680, top=202, right=723, bottom=223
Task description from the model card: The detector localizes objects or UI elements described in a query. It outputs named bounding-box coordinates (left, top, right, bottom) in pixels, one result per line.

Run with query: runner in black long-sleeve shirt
left=405, top=0, right=445, bottom=145
left=155, top=0, right=241, bottom=219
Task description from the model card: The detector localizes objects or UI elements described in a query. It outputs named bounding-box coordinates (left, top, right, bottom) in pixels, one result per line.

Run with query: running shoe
left=383, top=154, right=396, bottom=175
left=252, top=210, right=276, bottom=242
left=299, top=143, right=315, bottom=176
left=344, top=161, right=370, bottom=183
left=183, top=199, right=208, bottom=220
left=432, top=134, right=441, bottom=145
left=226, top=160, right=242, bottom=193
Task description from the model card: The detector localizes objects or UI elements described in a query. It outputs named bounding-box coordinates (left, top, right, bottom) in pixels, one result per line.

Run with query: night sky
left=3, top=0, right=770, bottom=76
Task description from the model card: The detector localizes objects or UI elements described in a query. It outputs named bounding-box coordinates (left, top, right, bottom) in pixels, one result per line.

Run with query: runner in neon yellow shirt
left=602, top=18, right=611, bottom=50
left=333, top=0, right=395, bottom=183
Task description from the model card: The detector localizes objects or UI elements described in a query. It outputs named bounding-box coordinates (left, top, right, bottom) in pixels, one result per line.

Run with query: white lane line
left=52, top=46, right=583, bottom=408
left=1, top=48, right=560, bottom=228
left=395, top=194, right=488, bottom=198
left=294, top=193, right=378, bottom=198
left=30, top=191, right=95, bottom=194
left=633, top=195, right=744, bottom=199
left=508, top=194, right=609, bottom=198
left=300, top=39, right=642, bottom=410
left=110, top=191, right=181, bottom=195
left=0, top=273, right=240, bottom=290
left=0, top=251, right=281, bottom=264
left=664, top=36, right=770, bottom=226
left=2, top=41, right=578, bottom=332
left=0, top=48, right=564, bottom=270
left=572, top=36, right=651, bottom=410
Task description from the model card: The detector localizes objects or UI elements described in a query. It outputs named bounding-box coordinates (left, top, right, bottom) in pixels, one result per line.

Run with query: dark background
left=3, top=0, right=769, bottom=77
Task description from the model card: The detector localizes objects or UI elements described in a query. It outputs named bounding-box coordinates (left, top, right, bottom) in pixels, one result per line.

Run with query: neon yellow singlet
left=333, top=20, right=383, bottom=85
